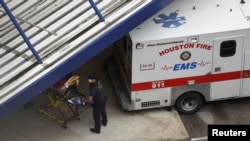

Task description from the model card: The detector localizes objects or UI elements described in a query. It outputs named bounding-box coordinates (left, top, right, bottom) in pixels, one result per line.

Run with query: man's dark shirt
left=89, top=81, right=106, bottom=106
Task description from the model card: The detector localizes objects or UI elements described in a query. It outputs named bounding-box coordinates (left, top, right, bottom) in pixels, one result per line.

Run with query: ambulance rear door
left=210, top=35, right=244, bottom=100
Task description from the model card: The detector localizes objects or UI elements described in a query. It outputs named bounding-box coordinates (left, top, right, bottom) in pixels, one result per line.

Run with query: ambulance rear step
left=105, top=56, right=133, bottom=111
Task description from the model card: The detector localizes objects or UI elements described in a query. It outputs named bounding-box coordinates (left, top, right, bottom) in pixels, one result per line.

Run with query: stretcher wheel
left=64, top=122, right=68, bottom=128
left=76, top=116, right=80, bottom=121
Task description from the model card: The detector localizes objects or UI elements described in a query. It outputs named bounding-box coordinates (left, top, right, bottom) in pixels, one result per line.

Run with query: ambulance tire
left=175, top=92, right=203, bottom=114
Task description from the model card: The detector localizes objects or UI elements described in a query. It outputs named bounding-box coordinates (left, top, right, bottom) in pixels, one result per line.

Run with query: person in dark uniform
left=85, top=73, right=107, bottom=134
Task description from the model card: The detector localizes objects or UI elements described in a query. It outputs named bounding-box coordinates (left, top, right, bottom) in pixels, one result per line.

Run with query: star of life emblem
left=154, top=12, right=186, bottom=28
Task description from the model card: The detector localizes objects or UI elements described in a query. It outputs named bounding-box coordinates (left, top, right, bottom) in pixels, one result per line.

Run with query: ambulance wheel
left=175, top=92, right=203, bottom=114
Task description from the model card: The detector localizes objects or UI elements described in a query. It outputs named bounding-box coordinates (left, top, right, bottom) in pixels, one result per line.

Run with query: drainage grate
left=141, top=100, right=160, bottom=108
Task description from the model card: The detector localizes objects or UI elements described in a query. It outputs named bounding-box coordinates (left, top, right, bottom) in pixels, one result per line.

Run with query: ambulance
left=105, top=0, right=250, bottom=114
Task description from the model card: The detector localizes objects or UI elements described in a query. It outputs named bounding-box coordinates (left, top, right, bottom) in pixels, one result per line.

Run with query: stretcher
left=38, top=75, right=89, bottom=128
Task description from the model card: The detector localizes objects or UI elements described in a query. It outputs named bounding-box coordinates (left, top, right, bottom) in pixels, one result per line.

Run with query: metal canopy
left=0, top=0, right=172, bottom=119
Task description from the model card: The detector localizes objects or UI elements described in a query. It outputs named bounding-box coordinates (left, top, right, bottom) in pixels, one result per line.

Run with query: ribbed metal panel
left=0, top=0, right=173, bottom=119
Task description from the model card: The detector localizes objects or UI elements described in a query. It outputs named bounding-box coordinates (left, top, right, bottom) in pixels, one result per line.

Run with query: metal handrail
left=0, top=0, right=43, bottom=64
left=89, top=0, right=105, bottom=22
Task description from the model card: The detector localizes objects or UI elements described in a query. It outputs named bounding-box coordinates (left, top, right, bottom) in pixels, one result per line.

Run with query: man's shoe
left=102, top=122, right=107, bottom=126
left=90, top=128, right=100, bottom=134
left=101, top=120, right=107, bottom=126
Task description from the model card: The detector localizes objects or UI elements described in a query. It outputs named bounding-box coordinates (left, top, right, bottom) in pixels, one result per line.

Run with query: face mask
left=88, top=79, right=92, bottom=83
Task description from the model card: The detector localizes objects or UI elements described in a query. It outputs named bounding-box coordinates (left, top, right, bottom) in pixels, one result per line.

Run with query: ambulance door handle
left=214, top=67, right=221, bottom=72
left=243, top=71, right=249, bottom=77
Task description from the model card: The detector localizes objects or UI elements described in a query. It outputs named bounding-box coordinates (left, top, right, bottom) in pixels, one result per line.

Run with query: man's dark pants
left=93, top=100, right=107, bottom=131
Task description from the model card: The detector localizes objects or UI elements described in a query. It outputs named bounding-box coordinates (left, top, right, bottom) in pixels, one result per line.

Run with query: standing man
left=86, top=73, right=108, bottom=134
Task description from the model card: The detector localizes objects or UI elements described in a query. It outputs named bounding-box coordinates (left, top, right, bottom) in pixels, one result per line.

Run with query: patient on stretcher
left=39, top=73, right=88, bottom=125
left=51, top=73, right=76, bottom=93
left=50, top=73, right=88, bottom=107
left=67, top=96, right=86, bottom=106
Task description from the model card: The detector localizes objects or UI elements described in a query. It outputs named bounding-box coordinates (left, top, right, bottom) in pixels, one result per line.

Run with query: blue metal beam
left=0, top=0, right=43, bottom=64
left=89, top=0, right=105, bottom=22
left=0, top=0, right=173, bottom=120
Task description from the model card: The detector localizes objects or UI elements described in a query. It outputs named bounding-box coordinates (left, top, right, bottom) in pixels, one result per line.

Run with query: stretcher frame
left=38, top=76, right=89, bottom=128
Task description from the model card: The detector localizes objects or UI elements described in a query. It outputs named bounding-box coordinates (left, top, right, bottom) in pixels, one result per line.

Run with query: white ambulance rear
left=106, top=0, right=250, bottom=114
